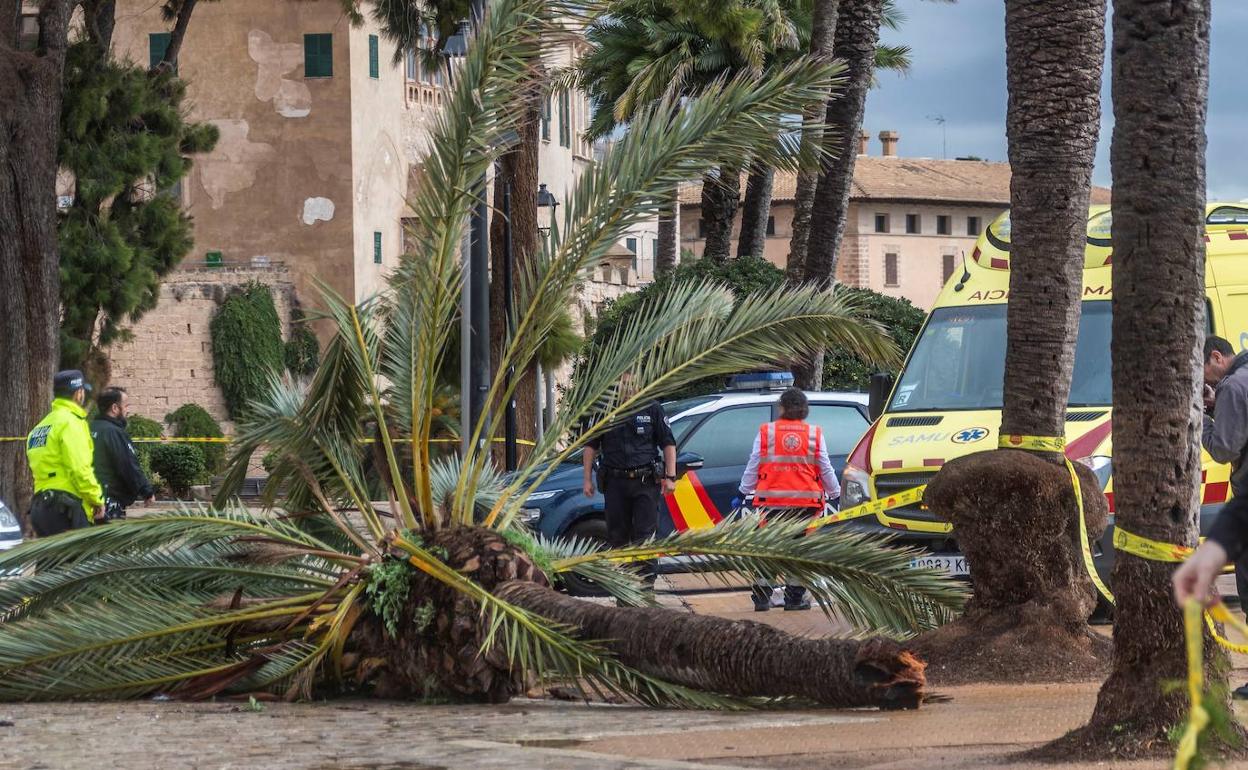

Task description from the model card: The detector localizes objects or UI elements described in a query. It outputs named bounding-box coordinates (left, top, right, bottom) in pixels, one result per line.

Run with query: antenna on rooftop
left=926, top=114, right=948, bottom=160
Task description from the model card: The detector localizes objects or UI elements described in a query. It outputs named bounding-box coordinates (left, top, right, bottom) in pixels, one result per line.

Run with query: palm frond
left=549, top=517, right=967, bottom=637
left=517, top=529, right=655, bottom=606
left=490, top=281, right=897, bottom=529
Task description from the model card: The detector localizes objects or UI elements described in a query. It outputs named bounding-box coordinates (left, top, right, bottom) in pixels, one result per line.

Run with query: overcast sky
left=869, top=0, right=1247, bottom=200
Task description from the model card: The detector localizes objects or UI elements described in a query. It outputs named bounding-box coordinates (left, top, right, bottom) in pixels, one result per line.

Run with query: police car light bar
left=727, top=372, right=795, bottom=391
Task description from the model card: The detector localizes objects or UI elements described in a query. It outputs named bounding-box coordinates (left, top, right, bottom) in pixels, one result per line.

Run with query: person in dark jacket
left=582, top=373, right=677, bottom=592
left=91, top=387, right=154, bottom=520
left=1174, top=336, right=1248, bottom=697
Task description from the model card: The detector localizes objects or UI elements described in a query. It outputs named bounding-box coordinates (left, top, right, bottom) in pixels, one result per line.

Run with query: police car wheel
left=560, top=517, right=610, bottom=597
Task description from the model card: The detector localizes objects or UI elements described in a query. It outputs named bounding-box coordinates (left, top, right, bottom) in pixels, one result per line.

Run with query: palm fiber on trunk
left=499, top=580, right=927, bottom=709
left=913, top=450, right=1111, bottom=684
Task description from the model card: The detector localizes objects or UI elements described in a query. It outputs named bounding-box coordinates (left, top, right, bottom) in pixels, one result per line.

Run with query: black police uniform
left=588, top=401, right=676, bottom=579
left=91, top=415, right=154, bottom=520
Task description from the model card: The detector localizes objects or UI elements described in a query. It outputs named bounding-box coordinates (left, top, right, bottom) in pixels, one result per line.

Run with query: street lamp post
left=536, top=183, right=559, bottom=436
left=443, top=10, right=490, bottom=460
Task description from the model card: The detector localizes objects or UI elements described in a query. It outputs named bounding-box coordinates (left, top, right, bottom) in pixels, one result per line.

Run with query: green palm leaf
left=550, top=517, right=966, bottom=637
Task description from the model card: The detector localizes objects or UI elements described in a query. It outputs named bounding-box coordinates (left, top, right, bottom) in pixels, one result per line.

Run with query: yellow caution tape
left=805, top=484, right=928, bottom=532
left=1002, top=434, right=1115, bottom=604
left=1176, top=599, right=1209, bottom=770
left=1112, top=527, right=1193, bottom=563
left=0, top=436, right=536, bottom=447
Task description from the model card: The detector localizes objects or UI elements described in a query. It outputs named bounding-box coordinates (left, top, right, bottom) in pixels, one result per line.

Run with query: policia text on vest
left=582, top=399, right=677, bottom=584
left=26, top=370, right=106, bottom=536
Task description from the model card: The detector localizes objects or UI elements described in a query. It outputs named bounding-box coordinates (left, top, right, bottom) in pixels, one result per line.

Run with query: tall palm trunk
left=914, top=0, right=1110, bottom=683
left=489, top=70, right=543, bottom=463
left=0, top=0, right=76, bottom=529
left=793, top=0, right=881, bottom=390
left=785, top=0, right=839, bottom=283
left=736, top=161, right=774, bottom=259
left=499, top=581, right=926, bottom=708
left=655, top=187, right=678, bottom=277
left=1040, top=0, right=1220, bottom=758
left=699, top=166, right=741, bottom=263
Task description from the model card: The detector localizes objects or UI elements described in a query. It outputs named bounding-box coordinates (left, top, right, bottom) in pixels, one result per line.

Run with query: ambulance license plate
left=910, top=555, right=969, bottom=576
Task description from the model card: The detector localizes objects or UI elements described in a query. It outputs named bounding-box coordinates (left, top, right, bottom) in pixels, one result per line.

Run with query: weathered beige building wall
left=107, top=266, right=297, bottom=431
left=113, top=0, right=359, bottom=315
left=680, top=200, right=1000, bottom=311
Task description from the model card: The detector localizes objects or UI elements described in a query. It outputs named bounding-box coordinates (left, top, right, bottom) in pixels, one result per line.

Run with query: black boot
left=751, top=584, right=771, bottom=612
left=783, top=585, right=811, bottom=611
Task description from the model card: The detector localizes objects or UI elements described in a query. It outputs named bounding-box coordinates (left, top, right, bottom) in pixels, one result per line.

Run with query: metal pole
left=502, top=184, right=517, bottom=471
left=460, top=230, right=471, bottom=460
left=466, top=0, right=492, bottom=457
left=534, top=363, right=545, bottom=439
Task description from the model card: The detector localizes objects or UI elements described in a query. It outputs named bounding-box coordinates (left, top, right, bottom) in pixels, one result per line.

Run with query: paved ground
left=2, top=574, right=1245, bottom=769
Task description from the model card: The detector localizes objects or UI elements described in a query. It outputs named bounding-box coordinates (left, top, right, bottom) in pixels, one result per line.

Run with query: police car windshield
left=662, top=396, right=721, bottom=444
left=889, top=301, right=1112, bottom=412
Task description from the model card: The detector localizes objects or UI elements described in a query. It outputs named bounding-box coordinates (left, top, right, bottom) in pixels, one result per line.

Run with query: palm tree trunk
left=655, top=186, right=677, bottom=277
left=0, top=0, right=76, bottom=532
left=699, top=166, right=741, bottom=264
left=736, top=161, right=774, bottom=259
left=499, top=581, right=927, bottom=708
left=792, top=0, right=880, bottom=390
left=785, top=0, right=839, bottom=283
left=490, top=67, right=543, bottom=463
left=915, top=0, right=1109, bottom=684
left=1038, top=0, right=1223, bottom=758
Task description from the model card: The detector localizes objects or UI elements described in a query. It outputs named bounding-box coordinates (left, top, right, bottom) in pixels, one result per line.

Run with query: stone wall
left=107, top=264, right=297, bottom=433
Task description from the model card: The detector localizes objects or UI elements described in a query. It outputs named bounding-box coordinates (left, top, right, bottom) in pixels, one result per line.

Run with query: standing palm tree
left=917, top=0, right=1109, bottom=682
left=0, top=0, right=962, bottom=707
left=579, top=0, right=808, bottom=272
left=1040, top=0, right=1220, bottom=759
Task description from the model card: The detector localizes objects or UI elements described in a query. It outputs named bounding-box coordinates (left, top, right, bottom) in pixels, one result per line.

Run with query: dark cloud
left=869, top=0, right=1246, bottom=201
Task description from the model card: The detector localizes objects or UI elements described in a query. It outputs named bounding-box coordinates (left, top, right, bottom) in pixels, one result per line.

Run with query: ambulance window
left=807, top=405, right=869, bottom=456
left=680, top=405, right=770, bottom=467
left=1208, top=206, right=1248, bottom=225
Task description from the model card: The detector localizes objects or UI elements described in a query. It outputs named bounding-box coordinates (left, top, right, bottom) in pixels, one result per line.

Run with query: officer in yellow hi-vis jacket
left=26, top=370, right=105, bottom=536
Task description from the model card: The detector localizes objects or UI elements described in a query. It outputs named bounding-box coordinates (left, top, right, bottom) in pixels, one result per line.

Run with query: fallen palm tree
left=0, top=0, right=963, bottom=708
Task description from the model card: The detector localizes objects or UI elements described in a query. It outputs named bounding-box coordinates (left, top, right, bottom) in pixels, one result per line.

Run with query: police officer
left=91, top=387, right=155, bottom=520
left=26, top=370, right=106, bottom=536
left=582, top=373, right=677, bottom=588
left=736, top=388, right=841, bottom=612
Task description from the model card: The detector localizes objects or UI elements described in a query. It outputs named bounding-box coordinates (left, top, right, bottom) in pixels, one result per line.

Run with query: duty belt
left=603, top=465, right=655, bottom=479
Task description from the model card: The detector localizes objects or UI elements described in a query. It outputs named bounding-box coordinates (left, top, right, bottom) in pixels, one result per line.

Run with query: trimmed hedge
left=165, top=403, right=225, bottom=475
left=150, top=444, right=206, bottom=498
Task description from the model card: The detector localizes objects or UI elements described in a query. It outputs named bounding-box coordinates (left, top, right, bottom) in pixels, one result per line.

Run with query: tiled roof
left=677, top=156, right=1112, bottom=207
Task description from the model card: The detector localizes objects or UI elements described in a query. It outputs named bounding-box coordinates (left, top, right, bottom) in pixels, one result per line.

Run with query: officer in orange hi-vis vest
left=737, top=388, right=840, bottom=612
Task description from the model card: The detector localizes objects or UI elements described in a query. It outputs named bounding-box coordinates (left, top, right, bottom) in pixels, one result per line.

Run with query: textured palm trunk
left=699, top=167, right=741, bottom=264
left=655, top=187, right=678, bottom=277
left=785, top=0, right=839, bottom=284
left=1039, top=0, right=1225, bottom=759
left=489, top=69, right=542, bottom=463
left=499, top=581, right=926, bottom=708
left=793, top=0, right=880, bottom=390
left=355, top=527, right=927, bottom=708
left=0, top=0, right=75, bottom=530
left=916, top=0, right=1109, bottom=684
left=736, top=162, right=774, bottom=259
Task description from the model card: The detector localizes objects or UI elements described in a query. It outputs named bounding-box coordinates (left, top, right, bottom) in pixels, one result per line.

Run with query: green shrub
left=284, top=307, right=320, bottom=376
left=582, top=255, right=925, bottom=397
left=125, top=414, right=164, bottom=481
left=165, top=403, right=225, bottom=475
left=822, top=289, right=925, bottom=391
left=149, top=444, right=206, bottom=498
left=210, top=282, right=284, bottom=419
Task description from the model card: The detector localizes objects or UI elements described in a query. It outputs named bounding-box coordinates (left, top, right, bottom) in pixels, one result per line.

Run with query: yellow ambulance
left=841, top=202, right=1248, bottom=583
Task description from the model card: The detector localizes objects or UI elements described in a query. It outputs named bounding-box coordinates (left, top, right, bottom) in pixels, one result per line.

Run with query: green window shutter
left=373, top=231, right=383, bottom=264
left=558, top=91, right=570, bottom=147
left=304, top=34, right=333, bottom=78
left=368, top=35, right=379, bottom=79
left=542, top=95, right=551, bottom=141
left=149, top=32, right=171, bottom=70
